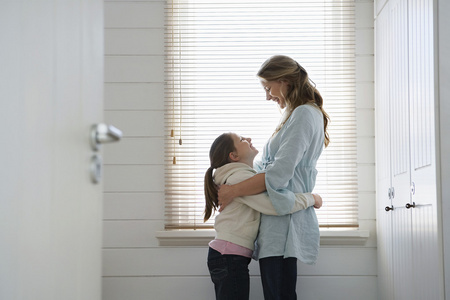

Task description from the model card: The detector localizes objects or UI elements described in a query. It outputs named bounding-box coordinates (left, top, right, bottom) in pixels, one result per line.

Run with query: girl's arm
left=218, top=173, right=266, bottom=212
left=236, top=192, right=320, bottom=216
left=218, top=167, right=322, bottom=214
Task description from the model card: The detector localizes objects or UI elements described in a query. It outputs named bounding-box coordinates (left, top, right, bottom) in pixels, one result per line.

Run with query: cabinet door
left=375, top=5, right=394, bottom=299
left=408, top=0, right=444, bottom=298
left=389, top=0, right=415, bottom=299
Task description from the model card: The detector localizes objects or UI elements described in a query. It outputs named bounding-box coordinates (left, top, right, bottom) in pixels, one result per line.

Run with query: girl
left=218, top=55, right=330, bottom=300
left=204, top=132, right=322, bottom=300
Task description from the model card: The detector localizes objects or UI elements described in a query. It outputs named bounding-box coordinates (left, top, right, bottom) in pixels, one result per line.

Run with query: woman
left=204, top=132, right=322, bottom=300
left=218, top=55, right=330, bottom=300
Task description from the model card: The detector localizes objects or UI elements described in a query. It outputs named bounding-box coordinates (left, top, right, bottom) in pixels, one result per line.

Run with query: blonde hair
left=257, top=55, right=330, bottom=147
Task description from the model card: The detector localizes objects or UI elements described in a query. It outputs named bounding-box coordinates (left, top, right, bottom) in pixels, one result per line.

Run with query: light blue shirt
left=253, top=104, right=324, bottom=265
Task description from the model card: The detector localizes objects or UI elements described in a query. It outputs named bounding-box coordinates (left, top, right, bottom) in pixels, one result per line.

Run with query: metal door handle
left=90, top=123, right=123, bottom=151
left=385, top=205, right=394, bottom=212
left=405, top=202, right=416, bottom=209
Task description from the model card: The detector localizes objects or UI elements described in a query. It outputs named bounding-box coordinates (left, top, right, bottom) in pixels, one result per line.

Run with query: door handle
left=405, top=202, right=416, bottom=209
left=90, top=123, right=123, bottom=151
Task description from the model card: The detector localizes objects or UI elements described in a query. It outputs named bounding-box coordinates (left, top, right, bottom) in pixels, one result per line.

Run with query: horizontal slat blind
left=165, top=0, right=357, bottom=229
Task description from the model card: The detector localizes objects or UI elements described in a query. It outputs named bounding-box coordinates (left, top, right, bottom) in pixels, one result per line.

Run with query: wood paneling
left=103, top=276, right=376, bottom=300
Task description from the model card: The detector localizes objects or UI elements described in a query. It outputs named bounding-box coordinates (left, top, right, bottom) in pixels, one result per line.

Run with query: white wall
left=101, top=1, right=377, bottom=299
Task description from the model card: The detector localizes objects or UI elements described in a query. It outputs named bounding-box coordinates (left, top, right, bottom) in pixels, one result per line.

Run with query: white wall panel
left=356, top=2, right=376, bottom=27
left=103, top=276, right=376, bottom=300
left=103, top=220, right=163, bottom=248
left=103, top=138, right=164, bottom=164
left=359, top=192, right=377, bottom=219
left=356, top=29, right=374, bottom=54
left=103, top=165, right=164, bottom=192
left=105, top=111, right=164, bottom=137
left=355, top=56, right=375, bottom=82
left=104, top=2, right=164, bottom=28
left=105, top=83, right=165, bottom=110
left=357, top=165, right=376, bottom=191
left=105, top=0, right=161, bottom=2
left=357, top=137, right=375, bottom=164
left=105, top=56, right=164, bottom=83
left=103, top=247, right=377, bottom=277
left=104, top=192, right=164, bottom=220
left=105, top=29, right=164, bottom=55
left=356, top=109, right=375, bottom=136
left=356, top=83, right=375, bottom=109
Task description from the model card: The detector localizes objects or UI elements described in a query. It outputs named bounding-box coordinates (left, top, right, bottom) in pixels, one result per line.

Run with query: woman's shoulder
left=292, top=103, right=320, bottom=114
left=289, top=104, right=321, bottom=123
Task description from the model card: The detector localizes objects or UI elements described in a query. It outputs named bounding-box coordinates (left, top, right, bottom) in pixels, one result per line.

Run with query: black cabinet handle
left=405, top=202, right=416, bottom=209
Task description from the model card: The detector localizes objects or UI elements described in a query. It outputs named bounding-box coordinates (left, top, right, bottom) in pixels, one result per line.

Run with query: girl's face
left=260, top=79, right=288, bottom=109
left=230, top=133, right=258, bottom=166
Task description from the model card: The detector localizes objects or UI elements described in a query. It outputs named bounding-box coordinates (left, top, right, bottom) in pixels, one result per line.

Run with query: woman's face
left=260, top=79, right=288, bottom=109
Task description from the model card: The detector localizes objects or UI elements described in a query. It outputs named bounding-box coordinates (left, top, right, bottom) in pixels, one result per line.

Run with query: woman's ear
left=228, top=151, right=239, bottom=162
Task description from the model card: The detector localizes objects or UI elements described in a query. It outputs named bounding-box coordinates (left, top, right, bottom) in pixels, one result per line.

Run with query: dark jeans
left=207, top=247, right=251, bottom=300
left=259, top=256, right=298, bottom=300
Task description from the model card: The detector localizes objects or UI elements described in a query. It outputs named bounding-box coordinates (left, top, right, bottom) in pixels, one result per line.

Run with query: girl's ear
left=228, top=151, right=239, bottom=162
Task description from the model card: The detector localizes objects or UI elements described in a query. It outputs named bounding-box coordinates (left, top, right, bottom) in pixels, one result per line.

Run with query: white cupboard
left=375, top=0, right=446, bottom=299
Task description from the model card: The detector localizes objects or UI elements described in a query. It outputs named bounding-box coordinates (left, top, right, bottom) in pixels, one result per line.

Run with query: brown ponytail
left=203, top=133, right=236, bottom=222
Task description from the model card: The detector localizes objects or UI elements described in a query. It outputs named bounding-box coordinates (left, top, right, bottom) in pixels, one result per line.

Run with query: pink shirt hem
left=209, top=239, right=253, bottom=258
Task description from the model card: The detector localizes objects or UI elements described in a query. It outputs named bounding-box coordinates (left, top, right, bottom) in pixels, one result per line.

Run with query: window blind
left=164, top=0, right=357, bottom=229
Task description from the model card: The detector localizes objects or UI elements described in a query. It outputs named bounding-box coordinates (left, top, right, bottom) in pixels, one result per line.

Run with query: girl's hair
left=257, top=55, right=330, bottom=147
left=203, top=133, right=236, bottom=222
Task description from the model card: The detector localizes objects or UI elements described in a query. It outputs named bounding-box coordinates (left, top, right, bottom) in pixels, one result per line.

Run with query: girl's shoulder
left=215, top=163, right=256, bottom=185
left=224, top=163, right=257, bottom=185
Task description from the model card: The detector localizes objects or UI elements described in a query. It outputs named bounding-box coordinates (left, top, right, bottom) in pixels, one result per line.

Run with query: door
left=408, top=0, right=444, bottom=298
left=375, top=4, right=394, bottom=299
left=388, top=0, right=414, bottom=299
left=1, top=1, right=105, bottom=299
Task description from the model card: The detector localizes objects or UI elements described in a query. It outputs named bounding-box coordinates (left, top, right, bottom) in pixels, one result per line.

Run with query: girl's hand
left=217, top=184, right=236, bottom=212
left=312, top=193, right=322, bottom=209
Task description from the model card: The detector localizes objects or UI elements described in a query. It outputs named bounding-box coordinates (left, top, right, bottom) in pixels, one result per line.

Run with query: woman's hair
left=203, top=133, right=236, bottom=222
left=257, top=55, right=330, bottom=147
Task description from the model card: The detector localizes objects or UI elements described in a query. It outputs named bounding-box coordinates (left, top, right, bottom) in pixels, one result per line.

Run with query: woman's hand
left=217, top=184, right=237, bottom=212
left=312, top=193, right=322, bottom=209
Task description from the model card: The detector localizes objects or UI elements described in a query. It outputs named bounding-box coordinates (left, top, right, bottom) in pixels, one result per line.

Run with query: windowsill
left=156, top=228, right=370, bottom=247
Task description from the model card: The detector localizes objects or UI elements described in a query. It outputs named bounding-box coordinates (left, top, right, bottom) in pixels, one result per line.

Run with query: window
left=165, top=0, right=357, bottom=229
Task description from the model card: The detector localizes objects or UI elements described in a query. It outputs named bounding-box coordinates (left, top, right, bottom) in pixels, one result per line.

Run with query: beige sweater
left=213, top=162, right=315, bottom=250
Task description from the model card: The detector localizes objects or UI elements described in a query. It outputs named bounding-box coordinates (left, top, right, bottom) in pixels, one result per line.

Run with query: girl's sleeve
left=236, top=192, right=315, bottom=216
left=265, top=106, right=318, bottom=215
left=226, top=166, right=315, bottom=215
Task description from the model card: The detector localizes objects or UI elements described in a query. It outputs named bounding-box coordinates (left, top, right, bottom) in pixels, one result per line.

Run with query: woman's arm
left=218, top=173, right=266, bottom=212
